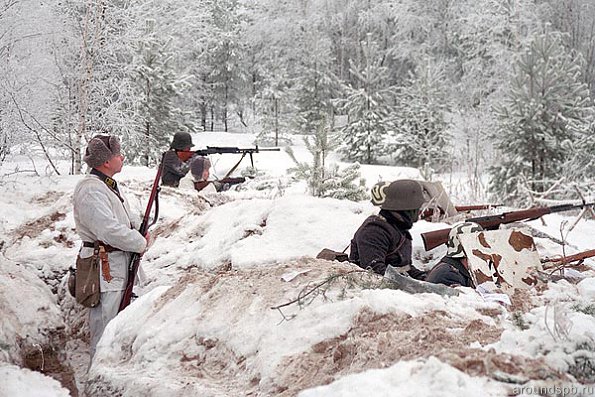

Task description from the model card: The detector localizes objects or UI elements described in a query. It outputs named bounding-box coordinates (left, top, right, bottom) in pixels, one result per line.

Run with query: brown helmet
left=370, top=180, right=425, bottom=211
left=170, top=132, right=194, bottom=150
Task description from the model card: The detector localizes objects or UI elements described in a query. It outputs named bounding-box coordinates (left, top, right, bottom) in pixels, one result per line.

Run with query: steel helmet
left=370, top=180, right=425, bottom=211
left=446, top=222, right=484, bottom=258
left=170, top=132, right=194, bottom=150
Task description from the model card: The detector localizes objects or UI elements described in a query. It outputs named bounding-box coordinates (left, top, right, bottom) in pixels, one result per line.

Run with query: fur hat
left=83, top=135, right=121, bottom=168
left=190, top=156, right=211, bottom=181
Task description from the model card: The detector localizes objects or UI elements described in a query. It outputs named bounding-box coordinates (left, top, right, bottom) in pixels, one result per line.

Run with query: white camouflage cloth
left=73, top=174, right=146, bottom=291
left=73, top=173, right=147, bottom=360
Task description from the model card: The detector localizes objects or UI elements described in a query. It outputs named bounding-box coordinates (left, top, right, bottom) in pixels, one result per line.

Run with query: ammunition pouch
left=72, top=243, right=101, bottom=308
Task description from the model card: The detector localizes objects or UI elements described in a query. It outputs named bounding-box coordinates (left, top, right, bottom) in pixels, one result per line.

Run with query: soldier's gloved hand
left=144, top=232, right=154, bottom=252
left=407, top=265, right=427, bottom=281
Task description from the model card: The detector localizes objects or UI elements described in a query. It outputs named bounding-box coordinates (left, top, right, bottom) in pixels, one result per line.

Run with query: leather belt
left=82, top=241, right=120, bottom=252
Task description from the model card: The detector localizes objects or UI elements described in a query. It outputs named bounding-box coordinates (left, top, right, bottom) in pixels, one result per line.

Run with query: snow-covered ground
left=1, top=132, right=595, bottom=396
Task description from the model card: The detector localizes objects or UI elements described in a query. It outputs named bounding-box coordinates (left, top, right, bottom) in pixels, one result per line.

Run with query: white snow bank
left=0, top=363, right=70, bottom=397
left=577, top=277, right=595, bottom=300
left=88, top=261, right=497, bottom=395
left=298, top=356, right=506, bottom=397
left=0, top=255, right=64, bottom=364
left=489, top=278, right=595, bottom=374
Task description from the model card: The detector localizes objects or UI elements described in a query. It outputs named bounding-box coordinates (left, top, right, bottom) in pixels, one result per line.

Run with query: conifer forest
left=2, top=0, right=595, bottom=202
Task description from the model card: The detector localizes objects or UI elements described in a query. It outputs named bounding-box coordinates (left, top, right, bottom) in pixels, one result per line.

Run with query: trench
left=19, top=277, right=91, bottom=397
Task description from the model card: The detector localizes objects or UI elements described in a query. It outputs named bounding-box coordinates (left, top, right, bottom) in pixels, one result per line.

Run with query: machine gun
left=193, top=146, right=280, bottom=173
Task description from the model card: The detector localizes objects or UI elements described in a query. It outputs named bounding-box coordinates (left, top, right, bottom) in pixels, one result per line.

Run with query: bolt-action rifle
left=420, top=204, right=502, bottom=220
left=421, top=201, right=595, bottom=251
left=541, top=249, right=595, bottom=268
left=118, top=153, right=165, bottom=312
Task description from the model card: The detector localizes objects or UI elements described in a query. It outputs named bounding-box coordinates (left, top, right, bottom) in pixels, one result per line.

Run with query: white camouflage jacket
left=73, top=174, right=146, bottom=292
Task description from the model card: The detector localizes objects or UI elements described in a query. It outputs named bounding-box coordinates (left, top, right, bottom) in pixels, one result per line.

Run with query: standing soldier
left=426, top=222, right=483, bottom=287
left=161, top=131, right=194, bottom=187
left=73, top=134, right=149, bottom=361
left=349, top=180, right=427, bottom=280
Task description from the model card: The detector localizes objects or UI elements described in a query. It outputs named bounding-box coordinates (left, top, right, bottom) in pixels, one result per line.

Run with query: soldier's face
left=105, top=153, right=124, bottom=175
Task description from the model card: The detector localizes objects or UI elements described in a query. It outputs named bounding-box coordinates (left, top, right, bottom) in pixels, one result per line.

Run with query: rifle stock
left=118, top=153, right=165, bottom=313
left=421, top=202, right=594, bottom=251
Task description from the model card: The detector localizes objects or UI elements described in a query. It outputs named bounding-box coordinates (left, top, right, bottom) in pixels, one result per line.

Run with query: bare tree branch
left=9, top=92, right=61, bottom=175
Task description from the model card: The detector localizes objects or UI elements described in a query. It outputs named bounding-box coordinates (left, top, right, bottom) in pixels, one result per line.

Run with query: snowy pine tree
left=489, top=31, right=595, bottom=203
left=561, top=120, right=595, bottom=189
left=291, top=33, right=339, bottom=135
left=203, top=0, right=248, bottom=132
left=254, top=56, right=291, bottom=146
left=128, top=19, right=194, bottom=165
left=286, top=119, right=366, bottom=201
left=339, top=36, right=393, bottom=164
left=391, top=62, right=451, bottom=180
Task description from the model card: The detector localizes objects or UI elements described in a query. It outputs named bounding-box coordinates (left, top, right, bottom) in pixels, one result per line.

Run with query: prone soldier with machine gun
left=119, top=133, right=280, bottom=312
left=161, top=132, right=280, bottom=192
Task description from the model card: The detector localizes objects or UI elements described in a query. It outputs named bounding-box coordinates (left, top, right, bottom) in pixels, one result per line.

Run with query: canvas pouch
left=71, top=244, right=101, bottom=308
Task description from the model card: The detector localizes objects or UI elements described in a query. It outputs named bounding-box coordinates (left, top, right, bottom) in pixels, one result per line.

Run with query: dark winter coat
left=426, top=256, right=474, bottom=288
left=349, top=210, right=425, bottom=279
left=161, top=150, right=190, bottom=187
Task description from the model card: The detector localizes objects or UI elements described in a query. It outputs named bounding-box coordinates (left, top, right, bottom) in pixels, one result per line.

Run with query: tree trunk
left=75, top=0, right=105, bottom=174
left=144, top=77, right=151, bottom=166
left=200, top=102, right=207, bottom=131
left=274, top=97, right=279, bottom=146
left=224, top=78, right=229, bottom=132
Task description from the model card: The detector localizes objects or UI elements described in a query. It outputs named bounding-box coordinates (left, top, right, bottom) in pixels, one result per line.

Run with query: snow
left=490, top=300, right=595, bottom=373
left=298, top=356, right=507, bottom=397
left=577, top=278, right=595, bottom=300
left=0, top=255, right=65, bottom=364
left=1, top=131, right=595, bottom=395
left=0, top=363, right=70, bottom=397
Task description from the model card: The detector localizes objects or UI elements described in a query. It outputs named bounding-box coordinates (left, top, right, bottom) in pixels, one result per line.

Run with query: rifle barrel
left=420, top=204, right=501, bottom=220
left=455, top=204, right=501, bottom=212
left=421, top=201, right=595, bottom=251
left=541, top=249, right=595, bottom=265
